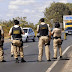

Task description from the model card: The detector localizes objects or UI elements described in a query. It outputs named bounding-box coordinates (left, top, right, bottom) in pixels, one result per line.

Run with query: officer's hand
left=1, top=39, right=4, bottom=43
left=49, top=36, right=51, bottom=41
left=48, top=40, right=50, bottom=45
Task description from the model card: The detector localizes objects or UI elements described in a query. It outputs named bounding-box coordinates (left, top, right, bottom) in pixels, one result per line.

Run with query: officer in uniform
left=37, top=18, right=51, bottom=62
left=0, top=26, right=6, bottom=62
left=52, top=22, right=62, bottom=59
left=9, top=20, right=26, bottom=63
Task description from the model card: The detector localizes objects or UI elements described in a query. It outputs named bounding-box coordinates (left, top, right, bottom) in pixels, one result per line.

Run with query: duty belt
left=40, top=35, right=49, bottom=37
left=53, top=36, right=61, bottom=39
left=13, top=38, right=22, bottom=40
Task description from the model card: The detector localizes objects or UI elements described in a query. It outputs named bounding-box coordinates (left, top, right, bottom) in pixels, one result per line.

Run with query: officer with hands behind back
left=37, top=18, right=51, bottom=62
left=51, top=22, right=62, bottom=59
left=9, top=20, right=26, bottom=63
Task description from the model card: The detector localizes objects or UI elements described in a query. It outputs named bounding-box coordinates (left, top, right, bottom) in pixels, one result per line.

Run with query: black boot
left=15, top=58, right=19, bottom=63
left=11, top=54, right=13, bottom=57
left=52, top=57, right=57, bottom=59
left=60, top=56, right=62, bottom=59
left=18, top=54, right=20, bottom=56
left=47, top=59, right=51, bottom=61
left=1, top=60, right=6, bottom=62
left=21, top=58, right=26, bottom=63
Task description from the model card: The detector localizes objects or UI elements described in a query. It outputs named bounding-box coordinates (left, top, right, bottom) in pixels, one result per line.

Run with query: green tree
left=66, top=3, right=72, bottom=14
left=0, top=17, right=35, bottom=37
left=44, top=2, right=71, bottom=24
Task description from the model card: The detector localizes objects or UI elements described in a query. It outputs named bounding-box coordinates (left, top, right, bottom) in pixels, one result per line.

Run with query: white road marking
left=23, top=45, right=29, bottom=48
left=46, top=45, right=72, bottom=72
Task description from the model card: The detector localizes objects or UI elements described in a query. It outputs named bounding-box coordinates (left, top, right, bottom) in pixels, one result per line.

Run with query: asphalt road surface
left=1, top=33, right=72, bottom=72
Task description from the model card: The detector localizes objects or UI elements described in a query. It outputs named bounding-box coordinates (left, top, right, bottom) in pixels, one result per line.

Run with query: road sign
left=63, top=15, right=72, bottom=20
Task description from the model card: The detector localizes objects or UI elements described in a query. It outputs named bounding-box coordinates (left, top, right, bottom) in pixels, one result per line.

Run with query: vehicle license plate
left=68, top=32, right=71, bottom=34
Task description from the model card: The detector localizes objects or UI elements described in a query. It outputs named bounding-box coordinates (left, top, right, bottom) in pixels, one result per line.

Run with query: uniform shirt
left=52, top=28, right=61, bottom=37
left=0, top=26, right=4, bottom=35
left=9, top=25, right=24, bottom=35
left=37, top=22, right=51, bottom=32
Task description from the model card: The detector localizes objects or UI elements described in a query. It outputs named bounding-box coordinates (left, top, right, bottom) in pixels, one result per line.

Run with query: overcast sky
left=0, top=0, right=71, bottom=24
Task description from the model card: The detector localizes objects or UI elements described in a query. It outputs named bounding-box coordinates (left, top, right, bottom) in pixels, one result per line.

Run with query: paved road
left=1, top=33, right=72, bottom=72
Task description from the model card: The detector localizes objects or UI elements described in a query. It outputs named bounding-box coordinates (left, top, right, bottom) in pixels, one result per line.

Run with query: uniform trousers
left=12, top=40, right=24, bottom=58
left=53, top=38, right=62, bottom=58
left=11, top=44, right=20, bottom=55
left=38, top=36, right=50, bottom=61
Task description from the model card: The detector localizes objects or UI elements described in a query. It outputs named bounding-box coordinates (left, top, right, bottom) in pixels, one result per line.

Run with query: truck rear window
left=23, top=29, right=28, bottom=33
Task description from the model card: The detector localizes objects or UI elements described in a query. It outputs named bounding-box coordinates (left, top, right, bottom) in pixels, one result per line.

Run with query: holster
left=12, top=40, right=23, bottom=47
left=47, top=40, right=50, bottom=45
left=0, top=41, right=3, bottom=46
left=12, top=43, right=17, bottom=46
left=53, top=36, right=61, bottom=39
left=45, top=40, right=50, bottom=46
left=58, top=40, right=63, bottom=45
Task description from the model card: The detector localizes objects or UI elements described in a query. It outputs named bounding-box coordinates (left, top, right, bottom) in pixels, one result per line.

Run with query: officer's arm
left=9, top=31, right=11, bottom=36
left=0, top=26, right=4, bottom=36
left=37, top=25, right=39, bottom=33
left=9, top=33, right=11, bottom=36
left=1, top=27, right=4, bottom=42
left=48, top=24, right=51, bottom=40
left=1, top=26, right=4, bottom=39
left=49, top=30, right=51, bottom=40
left=51, top=32, right=53, bottom=35
left=9, top=28, right=12, bottom=36
left=51, top=29, right=54, bottom=35
left=21, top=27, right=25, bottom=34
left=1, top=30, right=4, bottom=37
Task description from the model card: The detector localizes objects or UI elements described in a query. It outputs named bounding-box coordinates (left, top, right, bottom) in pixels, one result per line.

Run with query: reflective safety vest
left=11, top=26, right=22, bottom=39
left=39, top=24, right=48, bottom=36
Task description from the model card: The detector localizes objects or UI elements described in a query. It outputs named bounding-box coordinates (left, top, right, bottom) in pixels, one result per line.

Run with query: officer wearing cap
left=9, top=20, right=26, bottom=63
left=37, top=18, right=51, bottom=62
left=0, top=26, right=6, bottom=62
left=52, top=22, right=62, bottom=59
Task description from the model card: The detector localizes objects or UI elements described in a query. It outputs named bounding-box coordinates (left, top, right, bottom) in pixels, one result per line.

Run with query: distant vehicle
left=63, top=15, right=72, bottom=35
left=22, top=28, right=35, bottom=42
left=65, top=21, right=72, bottom=29
left=65, top=27, right=72, bottom=35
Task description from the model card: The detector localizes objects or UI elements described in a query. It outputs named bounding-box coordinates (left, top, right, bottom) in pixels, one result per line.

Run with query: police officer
left=9, top=20, right=26, bottom=63
left=52, top=22, right=62, bottom=59
left=37, top=18, right=51, bottom=62
left=0, top=26, right=6, bottom=62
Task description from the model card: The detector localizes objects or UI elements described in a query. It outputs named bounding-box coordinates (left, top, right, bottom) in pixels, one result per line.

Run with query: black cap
left=40, top=18, right=44, bottom=22
left=55, top=22, right=60, bottom=28
left=14, top=20, right=19, bottom=25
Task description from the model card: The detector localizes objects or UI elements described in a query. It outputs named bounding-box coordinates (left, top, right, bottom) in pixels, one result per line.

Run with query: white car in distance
left=22, top=28, right=35, bottom=42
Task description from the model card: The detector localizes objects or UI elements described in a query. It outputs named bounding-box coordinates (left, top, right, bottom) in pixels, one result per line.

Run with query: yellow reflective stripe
left=13, top=30, right=20, bottom=34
